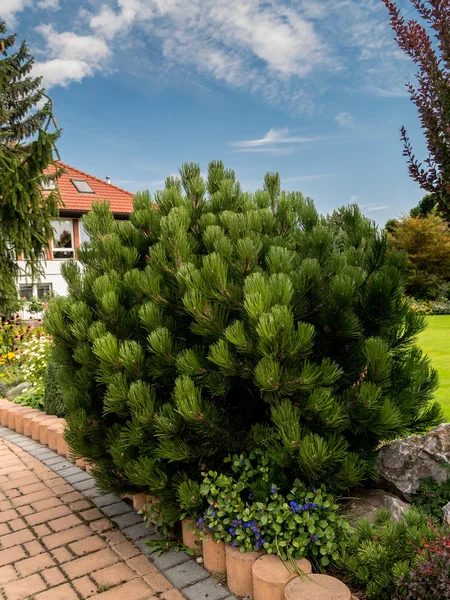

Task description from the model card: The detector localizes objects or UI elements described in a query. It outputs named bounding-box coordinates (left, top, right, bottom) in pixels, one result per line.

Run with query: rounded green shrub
left=43, top=359, right=66, bottom=417
left=44, top=162, right=441, bottom=524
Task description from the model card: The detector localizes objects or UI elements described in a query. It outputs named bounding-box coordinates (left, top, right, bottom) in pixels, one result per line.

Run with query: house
left=17, top=161, right=134, bottom=302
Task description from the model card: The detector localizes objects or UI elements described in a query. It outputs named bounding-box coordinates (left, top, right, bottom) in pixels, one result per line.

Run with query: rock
left=443, top=501, right=450, bottom=525
left=377, top=424, right=450, bottom=501
left=344, top=489, right=409, bottom=525
left=6, top=382, right=30, bottom=399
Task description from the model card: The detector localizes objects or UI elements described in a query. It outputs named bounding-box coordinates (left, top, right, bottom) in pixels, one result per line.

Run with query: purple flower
left=229, top=527, right=236, bottom=536
left=261, top=539, right=266, bottom=545
left=270, top=487, right=276, bottom=494
left=312, top=534, right=318, bottom=542
left=302, top=504, right=309, bottom=512
left=232, top=541, right=236, bottom=547
left=249, top=493, right=253, bottom=498
left=241, top=457, right=245, bottom=464
left=212, top=511, right=216, bottom=517
left=311, top=503, right=318, bottom=510
left=321, top=505, right=327, bottom=510
left=312, top=486, right=317, bottom=492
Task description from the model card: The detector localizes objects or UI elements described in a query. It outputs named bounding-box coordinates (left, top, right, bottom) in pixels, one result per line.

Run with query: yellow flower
left=7, top=352, right=15, bottom=360
left=0, top=374, right=5, bottom=377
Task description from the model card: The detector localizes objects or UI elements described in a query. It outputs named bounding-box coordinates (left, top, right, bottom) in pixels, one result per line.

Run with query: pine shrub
left=44, top=162, right=441, bottom=523
left=43, top=360, right=66, bottom=418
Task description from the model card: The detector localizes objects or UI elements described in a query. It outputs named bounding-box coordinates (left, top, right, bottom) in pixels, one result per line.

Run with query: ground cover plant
left=44, top=162, right=441, bottom=524
left=193, top=451, right=351, bottom=567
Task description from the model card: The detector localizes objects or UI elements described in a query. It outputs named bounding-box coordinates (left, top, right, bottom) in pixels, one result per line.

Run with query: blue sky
left=3, top=0, right=429, bottom=224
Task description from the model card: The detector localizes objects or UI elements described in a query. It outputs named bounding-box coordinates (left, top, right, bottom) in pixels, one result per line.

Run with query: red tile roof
left=45, top=161, right=134, bottom=215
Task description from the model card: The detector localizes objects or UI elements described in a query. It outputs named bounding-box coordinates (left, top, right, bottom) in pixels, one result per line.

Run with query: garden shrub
left=337, top=508, right=436, bottom=599
left=43, top=360, right=66, bottom=417
left=396, top=527, right=450, bottom=599
left=44, top=162, right=441, bottom=524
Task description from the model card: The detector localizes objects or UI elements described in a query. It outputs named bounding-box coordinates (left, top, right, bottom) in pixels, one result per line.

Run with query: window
left=71, top=179, right=94, bottom=194
left=41, top=179, right=55, bottom=190
left=52, top=220, right=74, bottom=259
left=19, top=285, right=33, bottom=301
left=79, top=222, right=91, bottom=245
left=37, top=283, right=52, bottom=299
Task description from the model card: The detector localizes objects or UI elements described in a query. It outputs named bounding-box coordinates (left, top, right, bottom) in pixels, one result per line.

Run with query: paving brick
left=80, top=486, right=102, bottom=499
left=90, top=519, right=112, bottom=533
left=12, top=488, right=54, bottom=507
left=34, top=582, right=79, bottom=600
left=14, top=553, right=55, bottom=577
left=152, top=549, right=192, bottom=572
left=0, top=521, right=10, bottom=535
left=71, top=501, right=92, bottom=513
left=43, top=524, right=92, bottom=550
left=126, top=555, right=156, bottom=577
left=24, top=540, right=46, bottom=557
left=53, top=483, right=74, bottom=496
left=159, top=589, right=185, bottom=600
left=60, top=491, right=84, bottom=504
left=101, top=502, right=132, bottom=518
left=51, top=547, right=73, bottom=564
left=111, top=512, right=142, bottom=529
left=65, top=471, right=92, bottom=485
left=16, top=505, right=34, bottom=516
left=0, top=508, right=18, bottom=523
left=48, top=514, right=82, bottom=533
left=182, top=579, right=230, bottom=600
left=0, top=565, right=18, bottom=585
left=143, top=569, right=173, bottom=593
left=94, top=579, right=154, bottom=600
left=32, top=497, right=63, bottom=512
left=34, top=524, right=52, bottom=538
left=41, top=566, right=66, bottom=587
left=3, top=572, right=46, bottom=600
left=62, top=548, right=119, bottom=579
left=0, top=499, right=13, bottom=510
left=92, top=494, right=121, bottom=509
left=134, top=539, right=152, bottom=556
left=72, top=575, right=98, bottom=598
left=26, top=505, right=71, bottom=527
left=164, top=561, right=209, bottom=589
left=8, top=517, right=26, bottom=531
left=91, top=562, right=136, bottom=586
left=100, top=531, right=127, bottom=546
left=17, top=482, right=47, bottom=495
left=112, top=541, right=140, bottom=560
left=69, top=535, right=107, bottom=556
left=0, top=528, right=34, bottom=548
left=122, top=522, right=150, bottom=540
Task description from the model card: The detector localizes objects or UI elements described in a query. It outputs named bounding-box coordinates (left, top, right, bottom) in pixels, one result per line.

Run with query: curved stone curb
left=0, top=424, right=236, bottom=600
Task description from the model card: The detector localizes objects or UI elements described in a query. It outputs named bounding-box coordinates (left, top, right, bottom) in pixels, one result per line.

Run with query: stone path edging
left=0, top=425, right=236, bottom=600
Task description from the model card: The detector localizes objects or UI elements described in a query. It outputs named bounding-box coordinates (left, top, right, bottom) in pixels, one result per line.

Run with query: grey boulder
left=7, top=381, right=30, bottom=399
left=377, top=423, right=450, bottom=501
left=344, top=489, right=409, bottom=525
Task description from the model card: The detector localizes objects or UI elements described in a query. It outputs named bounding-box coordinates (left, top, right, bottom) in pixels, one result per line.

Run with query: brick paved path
left=0, top=438, right=184, bottom=600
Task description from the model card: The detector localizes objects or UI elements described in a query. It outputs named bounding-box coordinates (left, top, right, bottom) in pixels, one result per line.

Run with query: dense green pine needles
left=44, top=161, right=441, bottom=524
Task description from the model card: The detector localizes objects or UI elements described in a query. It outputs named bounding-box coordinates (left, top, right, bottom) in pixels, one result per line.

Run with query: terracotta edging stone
left=133, top=493, right=150, bottom=513
left=202, top=535, right=226, bottom=573
left=39, top=417, right=63, bottom=445
left=56, top=429, right=68, bottom=456
left=47, top=421, right=64, bottom=451
left=0, top=402, right=14, bottom=426
left=15, top=409, right=41, bottom=434
left=7, top=405, right=36, bottom=429
left=225, top=544, right=263, bottom=597
left=182, top=518, right=201, bottom=555
left=252, top=554, right=312, bottom=600
left=32, top=415, right=57, bottom=440
left=284, top=574, right=352, bottom=600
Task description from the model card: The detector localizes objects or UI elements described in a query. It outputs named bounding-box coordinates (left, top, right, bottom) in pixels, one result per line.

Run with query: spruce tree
left=45, top=162, right=441, bottom=524
left=0, top=21, right=61, bottom=314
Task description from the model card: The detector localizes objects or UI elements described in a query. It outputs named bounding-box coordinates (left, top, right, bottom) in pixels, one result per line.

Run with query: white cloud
left=359, top=203, right=389, bottom=212
left=335, top=112, right=355, bottom=127
left=37, top=0, right=60, bottom=9
left=232, top=128, right=326, bottom=152
left=350, top=195, right=358, bottom=202
left=33, top=24, right=111, bottom=88
left=0, top=0, right=31, bottom=25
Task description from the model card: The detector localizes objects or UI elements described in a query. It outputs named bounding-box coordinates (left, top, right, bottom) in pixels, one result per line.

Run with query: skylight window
left=71, top=179, right=94, bottom=193
left=41, top=179, right=55, bottom=190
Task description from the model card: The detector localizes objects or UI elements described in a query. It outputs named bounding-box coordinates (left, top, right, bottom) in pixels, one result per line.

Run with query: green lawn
left=418, top=315, right=450, bottom=421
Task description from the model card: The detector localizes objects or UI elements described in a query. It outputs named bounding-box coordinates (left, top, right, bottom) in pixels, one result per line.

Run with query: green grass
left=418, top=315, right=450, bottom=421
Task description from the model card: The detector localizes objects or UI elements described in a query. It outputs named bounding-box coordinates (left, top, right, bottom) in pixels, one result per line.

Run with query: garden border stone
left=0, top=399, right=236, bottom=600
